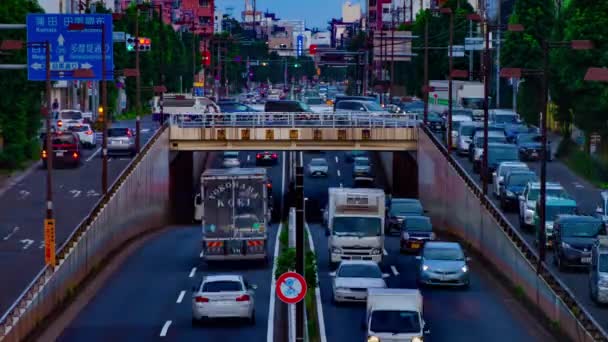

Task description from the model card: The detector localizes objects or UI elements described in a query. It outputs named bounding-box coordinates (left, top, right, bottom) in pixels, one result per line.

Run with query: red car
left=256, top=151, right=278, bottom=165
left=41, top=132, right=81, bottom=168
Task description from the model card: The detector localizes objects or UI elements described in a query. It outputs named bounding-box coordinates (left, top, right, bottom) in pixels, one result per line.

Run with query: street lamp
left=500, top=39, right=593, bottom=272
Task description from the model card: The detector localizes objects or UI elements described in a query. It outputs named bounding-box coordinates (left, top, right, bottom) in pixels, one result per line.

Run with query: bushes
left=557, top=138, right=608, bottom=188
left=275, top=224, right=317, bottom=291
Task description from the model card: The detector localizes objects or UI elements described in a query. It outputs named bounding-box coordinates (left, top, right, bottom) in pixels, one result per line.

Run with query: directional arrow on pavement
left=20, top=239, right=34, bottom=250
left=86, top=190, right=100, bottom=197
left=70, top=190, right=82, bottom=198
left=81, top=63, right=93, bottom=69
left=31, top=63, right=43, bottom=70
left=18, top=190, right=30, bottom=200
left=57, top=34, right=65, bottom=46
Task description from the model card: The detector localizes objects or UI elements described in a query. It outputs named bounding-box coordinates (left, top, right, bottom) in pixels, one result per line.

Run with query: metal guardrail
left=0, top=123, right=169, bottom=340
left=421, top=124, right=608, bottom=341
left=169, top=112, right=419, bottom=128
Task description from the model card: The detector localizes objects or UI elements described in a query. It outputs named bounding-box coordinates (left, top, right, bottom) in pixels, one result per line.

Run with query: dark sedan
left=385, top=198, right=424, bottom=235
left=553, top=215, right=605, bottom=271
left=516, top=133, right=552, bottom=161
left=400, top=215, right=436, bottom=253
left=500, top=170, right=537, bottom=211
left=480, top=143, right=520, bottom=180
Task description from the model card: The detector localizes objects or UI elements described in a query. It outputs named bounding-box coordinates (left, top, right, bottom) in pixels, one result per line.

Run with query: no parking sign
left=276, top=271, right=307, bottom=304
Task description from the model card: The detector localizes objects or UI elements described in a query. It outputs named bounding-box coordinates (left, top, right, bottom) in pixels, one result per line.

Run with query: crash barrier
left=0, top=125, right=171, bottom=341
left=418, top=125, right=608, bottom=342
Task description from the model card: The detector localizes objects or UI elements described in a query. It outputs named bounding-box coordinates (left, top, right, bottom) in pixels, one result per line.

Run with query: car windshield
left=475, top=136, right=506, bottom=145
left=488, top=146, right=518, bottom=164
left=461, top=98, right=484, bottom=109
left=310, top=159, right=327, bottom=166
left=391, top=202, right=422, bottom=215
left=306, top=98, right=324, bottom=105
left=224, top=152, right=239, bottom=158
left=546, top=205, right=577, bottom=221
left=599, top=254, right=608, bottom=273
left=494, top=114, right=518, bottom=123
left=507, top=125, right=531, bottom=134
left=202, top=280, right=242, bottom=292
left=423, top=246, right=464, bottom=260
left=333, top=217, right=381, bottom=237
left=452, top=110, right=473, bottom=117
left=364, top=101, right=384, bottom=111
left=460, top=125, right=477, bottom=137
left=404, top=217, right=432, bottom=231
left=370, top=310, right=421, bottom=334
left=59, top=111, right=82, bottom=120
left=561, top=221, right=604, bottom=238
left=528, top=188, right=569, bottom=201
left=428, top=112, right=441, bottom=121
left=518, top=134, right=541, bottom=143
left=68, top=125, right=89, bottom=132
left=507, top=173, right=537, bottom=186
left=51, top=134, right=76, bottom=145
left=337, top=264, right=382, bottom=278
left=108, top=128, right=130, bottom=137
left=355, top=158, right=370, bottom=166
left=499, top=165, right=527, bottom=177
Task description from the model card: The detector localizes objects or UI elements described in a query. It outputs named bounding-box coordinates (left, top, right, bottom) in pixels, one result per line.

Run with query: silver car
left=308, top=158, right=329, bottom=177
left=417, top=241, right=470, bottom=288
left=107, top=127, right=136, bottom=156
left=330, top=260, right=388, bottom=303
left=223, top=151, right=240, bottom=168
left=192, top=274, right=256, bottom=325
left=353, top=157, right=372, bottom=177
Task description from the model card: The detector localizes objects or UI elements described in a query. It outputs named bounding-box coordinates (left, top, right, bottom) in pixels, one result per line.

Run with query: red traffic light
left=202, top=50, right=211, bottom=66
left=309, top=44, right=318, bottom=55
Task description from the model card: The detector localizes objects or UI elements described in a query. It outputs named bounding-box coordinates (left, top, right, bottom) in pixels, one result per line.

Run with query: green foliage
left=0, top=0, right=45, bottom=169
left=557, top=138, right=608, bottom=188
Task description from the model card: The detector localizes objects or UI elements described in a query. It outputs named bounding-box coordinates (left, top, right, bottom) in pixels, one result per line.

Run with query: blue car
left=516, top=133, right=552, bottom=161
left=499, top=170, right=538, bottom=211
left=504, top=124, right=537, bottom=143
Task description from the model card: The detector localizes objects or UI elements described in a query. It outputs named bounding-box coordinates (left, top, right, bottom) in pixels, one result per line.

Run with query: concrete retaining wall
left=0, top=127, right=172, bottom=341
left=418, top=127, right=604, bottom=342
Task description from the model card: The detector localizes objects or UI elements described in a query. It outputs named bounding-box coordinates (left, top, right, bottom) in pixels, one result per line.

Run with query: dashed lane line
left=160, top=320, right=172, bottom=337
left=189, top=267, right=196, bottom=278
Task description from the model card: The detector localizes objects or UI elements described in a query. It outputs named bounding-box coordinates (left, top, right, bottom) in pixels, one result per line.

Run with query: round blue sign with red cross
left=276, top=271, right=307, bottom=304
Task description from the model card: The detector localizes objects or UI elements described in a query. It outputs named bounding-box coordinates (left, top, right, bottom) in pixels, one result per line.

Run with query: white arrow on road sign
left=57, top=34, right=65, bottom=46
left=31, top=63, right=43, bottom=70
left=81, top=63, right=93, bottom=69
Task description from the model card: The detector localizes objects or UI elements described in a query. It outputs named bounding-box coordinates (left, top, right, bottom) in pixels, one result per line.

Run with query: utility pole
left=538, top=40, right=549, bottom=268
left=447, top=9, right=454, bottom=152
left=135, top=9, right=141, bottom=153
left=101, top=23, right=108, bottom=194
left=481, top=18, right=490, bottom=195
left=363, top=50, right=369, bottom=95
left=390, top=8, right=395, bottom=100
left=423, top=16, right=429, bottom=125
left=44, top=41, right=53, bottom=225
left=468, top=19, right=473, bottom=81
left=496, top=5, right=502, bottom=108
left=295, top=165, right=305, bottom=342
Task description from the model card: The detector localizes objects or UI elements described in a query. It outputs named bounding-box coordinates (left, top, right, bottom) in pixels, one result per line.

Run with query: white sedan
left=223, top=151, right=240, bottom=168
left=67, top=124, right=96, bottom=148
left=330, top=260, right=388, bottom=303
left=192, top=274, right=256, bottom=325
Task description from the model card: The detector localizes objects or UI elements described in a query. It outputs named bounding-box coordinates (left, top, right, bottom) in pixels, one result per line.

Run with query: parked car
left=492, top=161, right=529, bottom=198
left=400, top=215, right=436, bottom=253
left=553, top=215, right=605, bottom=271
left=191, top=274, right=256, bottom=325
left=499, top=170, right=538, bottom=211
left=518, top=182, right=570, bottom=229
left=534, top=197, right=578, bottom=247
left=41, top=132, right=81, bottom=168
left=589, top=236, right=608, bottom=304
left=307, top=158, right=329, bottom=177
left=416, top=241, right=470, bottom=288
left=516, top=133, right=552, bottom=161
left=67, top=124, right=96, bottom=148
left=330, top=260, right=388, bottom=303
left=107, top=127, right=136, bottom=156
left=385, top=198, right=424, bottom=235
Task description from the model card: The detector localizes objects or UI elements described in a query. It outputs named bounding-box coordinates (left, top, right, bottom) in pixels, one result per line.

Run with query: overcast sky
left=38, top=0, right=347, bottom=29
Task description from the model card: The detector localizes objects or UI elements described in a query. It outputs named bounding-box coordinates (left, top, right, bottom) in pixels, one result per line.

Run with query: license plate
left=582, top=257, right=591, bottom=264
left=547, top=240, right=553, bottom=247
left=350, top=256, right=362, bottom=260
left=410, top=243, right=420, bottom=249
left=56, top=151, right=64, bottom=157
left=531, top=152, right=538, bottom=157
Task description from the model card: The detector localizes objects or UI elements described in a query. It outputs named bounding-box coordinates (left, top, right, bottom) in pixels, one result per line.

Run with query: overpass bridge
left=168, top=112, right=419, bottom=151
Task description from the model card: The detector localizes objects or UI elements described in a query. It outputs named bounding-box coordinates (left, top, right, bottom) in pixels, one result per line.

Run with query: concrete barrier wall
left=417, top=127, right=605, bottom=342
left=378, top=152, right=393, bottom=189
left=1, top=127, right=172, bottom=341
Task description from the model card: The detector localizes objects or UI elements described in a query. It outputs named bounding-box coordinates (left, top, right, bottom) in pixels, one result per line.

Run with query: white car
left=308, top=158, right=329, bottom=177
left=330, top=260, right=389, bottom=303
left=223, top=152, right=240, bottom=168
left=492, top=161, right=528, bottom=197
left=450, top=115, right=473, bottom=148
left=518, top=182, right=568, bottom=228
left=192, top=274, right=256, bottom=325
left=456, top=122, right=481, bottom=155
left=67, top=124, right=96, bottom=148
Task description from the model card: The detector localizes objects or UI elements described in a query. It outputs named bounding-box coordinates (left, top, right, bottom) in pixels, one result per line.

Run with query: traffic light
left=309, top=44, right=318, bottom=55
left=201, top=50, right=211, bottom=66
left=293, top=63, right=301, bottom=68
left=126, top=34, right=135, bottom=51
left=97, top=106, right=104, bottom=122
left=138, top=37, right=151, bottom=52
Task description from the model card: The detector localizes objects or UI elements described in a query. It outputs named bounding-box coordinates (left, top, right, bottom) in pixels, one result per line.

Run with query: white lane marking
left=159, top=320, right=172, bottom=337
left=299, top=151, right=303, bottom=167
left=69, top=190, right=82, bottom=198
left=304, top=224, right=327, bottom=342
left=383, top=248, right=388, bottom=256
left=38, top=241, right=45, bottom=249
left=281, top=151, right=286, bottom=215
left=247, top=154, right=251, bottom=162
left=335, top=156, right=339, bottom=163
left=339, top=183, right=343, bottom=188
left=86, top=190, right=100, bottom=197
left=86, top=147, right=101, bottom=162
left=188, top=267, right=197, bottom=278
left=176, top=290, right=186, bottom=303
left=573, top=182, right=584, bottom=189
left=337, top=170, right=341, bottom=177
left=18, top=190, right=30, bottom=200
left=20, top=239, right=34, bottom=250
left=118, top=158, right=129, bottom=161
left=267, top=223, right=283, bottom=342
left=390, top=265, right=399, bottom=276
left=141, top=128, right=151, bottom=133
left=3, top=226, right=19, bottom=241
left=199, top=251, right=204, bottom=258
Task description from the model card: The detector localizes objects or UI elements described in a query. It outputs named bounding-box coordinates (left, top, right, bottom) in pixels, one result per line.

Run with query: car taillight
left=195, top=296, right=209, bottom=303
left=85, top=130, right=93, bottom=135
left=72, top=152, right=79, bottom=159
left=57, top=120, right=63, bottom=127
left=236, top=294, right=250, bottom=302
left=127, top=130, right=132, bottom=137
left=272, top=153, right=277, bottom=158
left=41, top=150, right=47, bottom=158
left=256, top=154, right=262, bottom=159
left=267, top=183, right=272, bottom=189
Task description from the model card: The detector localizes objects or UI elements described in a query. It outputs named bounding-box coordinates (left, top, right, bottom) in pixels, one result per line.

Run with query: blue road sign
left=296, top=35, right=303, bottom=57
left=27, top=14, right=113, bottom=81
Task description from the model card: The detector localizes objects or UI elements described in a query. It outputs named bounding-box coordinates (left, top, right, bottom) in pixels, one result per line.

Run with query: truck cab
left=327, top=188, right=385, bottom=266
left=365, top=288, right=429, bottom=342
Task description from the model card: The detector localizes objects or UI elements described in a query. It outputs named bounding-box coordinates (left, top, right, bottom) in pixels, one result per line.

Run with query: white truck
left=196, top=168, right=270, bottom=263
left=365, top=288, right=429, bottom=342
left=428, top=80, right=485, bottom=120
left=326, top=188, right=385, bottom=266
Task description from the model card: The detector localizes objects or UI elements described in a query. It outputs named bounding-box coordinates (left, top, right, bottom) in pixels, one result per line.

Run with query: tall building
left=342, top=1, right=362, bottom=23
left=180, top=0, right=214, bottom=35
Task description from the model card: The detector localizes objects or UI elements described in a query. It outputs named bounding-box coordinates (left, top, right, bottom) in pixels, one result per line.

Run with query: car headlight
left=335, top=287, right=348, bottom=292
left=402, top=232, right=410, bottom=240
left=526, top=202, right=535, bottom=210
left=461, top=265, right=468, bottom=273
left=546, top=223, right=553, bottom=231
left=412, top=337, right=423, bottom=342
left=598, top=277, right=608, bottom=287
left=331, top=247, right=342, bottom=254
left=371, top=248, right=381, bottom=255
left=506, top=190, right=515, bottom=197
left=367, top=336, right=380, bottom=342
left=422, top=264, right=429, bottom=271
left=561, top=242, right=571, bottom=249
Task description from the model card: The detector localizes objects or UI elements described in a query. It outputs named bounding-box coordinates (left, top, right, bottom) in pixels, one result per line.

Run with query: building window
left=199, top=16, right=211, bottom=25
left=199, top=0, right=210, bottom=7
left=369, top=0, right=376, bottom=6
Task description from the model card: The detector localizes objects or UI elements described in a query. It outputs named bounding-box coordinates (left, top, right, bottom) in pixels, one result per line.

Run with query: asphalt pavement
left=301, top=150, right=555, bottom=342
left=0, top=115, right=159, bottom=316
left=445, top=137, right=608, bottom=332
left=57, top=151, right=286, bottom=341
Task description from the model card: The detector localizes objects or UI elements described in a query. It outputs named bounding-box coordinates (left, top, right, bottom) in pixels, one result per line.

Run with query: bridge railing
left=168, top=112, right=419, bottom=128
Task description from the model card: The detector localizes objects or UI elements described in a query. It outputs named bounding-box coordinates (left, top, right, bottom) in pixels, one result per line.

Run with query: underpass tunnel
left=169, top=151, right=210, bottom=224
left=375, top=151, right=418, bottom=199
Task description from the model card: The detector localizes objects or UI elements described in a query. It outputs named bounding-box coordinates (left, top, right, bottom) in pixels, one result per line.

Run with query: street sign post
left=26, top=14, right=114, bottom=81
left=449, top=45, right=465, bottom=57
left=276, top=271, right=307, bottom=304
left=112, top=31, right=125, bottom=42
left=465, top=37, right=484, bottom=51
left=44, top=218, right=56, bottom=266
left=296, top=35, right=303, bottom=57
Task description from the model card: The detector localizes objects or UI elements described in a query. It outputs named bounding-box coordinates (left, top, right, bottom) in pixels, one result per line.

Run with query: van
left=489, top=109, right=520, bottom=126
left=365, top=288, right=429, bottom=341
left=590, top=236, right=608, bottom=304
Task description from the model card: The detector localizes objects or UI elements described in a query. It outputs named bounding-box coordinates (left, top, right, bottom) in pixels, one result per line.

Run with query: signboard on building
left=372, top=31, right=415, bottom=62
left=448, top=45, right=465, bottom=57
left=296, top=35, right=303, bottom=57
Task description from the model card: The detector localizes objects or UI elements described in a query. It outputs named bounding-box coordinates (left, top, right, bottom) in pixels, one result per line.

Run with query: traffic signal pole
left=295, top=165, right=305, bottom=342
left=135, top=9, right=141, bottom=153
